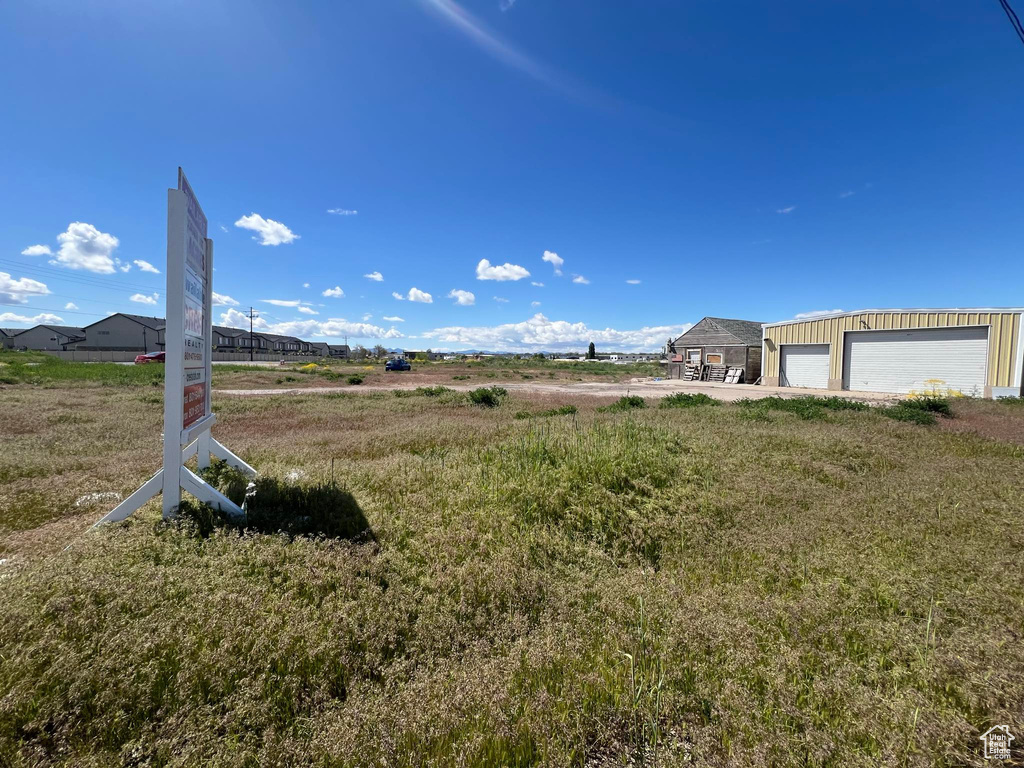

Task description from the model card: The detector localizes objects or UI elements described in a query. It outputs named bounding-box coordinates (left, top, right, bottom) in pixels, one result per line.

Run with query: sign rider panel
left=178, top=169, right=209, bottom=429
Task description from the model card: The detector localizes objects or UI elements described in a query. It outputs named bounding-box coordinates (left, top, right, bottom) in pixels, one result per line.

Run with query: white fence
left=39, top=350, right=341, bottom=363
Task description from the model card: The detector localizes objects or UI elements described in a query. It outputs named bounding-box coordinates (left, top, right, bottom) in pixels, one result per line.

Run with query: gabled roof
left=36, top=325, right=86, bottom=338
left=83, top=313, right=166, bottom=331
left=212, top=325, right=248, bottom=337
left=673, top=317, right=765, bottom=346
left=259, top=333, right=302, bottom=343
left=1, top=328, right=23, bottom=337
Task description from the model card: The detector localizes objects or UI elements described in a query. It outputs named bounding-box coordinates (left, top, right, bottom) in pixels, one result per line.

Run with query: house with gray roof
left=6, top=324, right=86, bottom=351
left=1, top=328, right=24, bottom=349
left=666, top=317, right=765, bottom=382
left=79, top=313, right=165, bottom=352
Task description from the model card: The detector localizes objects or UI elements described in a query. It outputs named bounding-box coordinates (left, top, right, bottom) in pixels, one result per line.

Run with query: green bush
left=659, top=392, right=718, bottom=409
left=468, top=386, right=508, bottom=407
left=736, top=395, right=867, bottom=421
left=880, top=405, right=937, bottom=425
left=414, top=385, right=453, bottom=397
left=347, top=374, right=364, bottom=385
left=901, top=396, right=952, bottom=416
left=599, top=395, right=647, bottom=413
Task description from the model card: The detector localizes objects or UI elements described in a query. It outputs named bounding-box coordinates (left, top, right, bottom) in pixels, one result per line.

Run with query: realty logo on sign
left=980, top=725, right=1014, bottom=760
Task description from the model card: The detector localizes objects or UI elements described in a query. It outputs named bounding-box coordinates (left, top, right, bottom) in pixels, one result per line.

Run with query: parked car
left=385, top=358, right=411, bottom=372
left=134, top=351, right=166, bottom=364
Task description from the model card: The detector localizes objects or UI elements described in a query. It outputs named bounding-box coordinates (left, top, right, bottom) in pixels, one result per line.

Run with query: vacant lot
left=1, top=357, right=1023, bottom=767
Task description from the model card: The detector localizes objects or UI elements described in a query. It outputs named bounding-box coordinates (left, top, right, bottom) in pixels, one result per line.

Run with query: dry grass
left=1, top=383, right=1023, bottom=767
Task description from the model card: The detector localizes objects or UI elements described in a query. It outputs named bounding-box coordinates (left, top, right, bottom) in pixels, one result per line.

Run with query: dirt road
left=215, top=378, right=898, bottom=403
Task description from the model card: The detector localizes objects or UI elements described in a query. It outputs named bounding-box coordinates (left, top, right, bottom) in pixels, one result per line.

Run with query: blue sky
left=2, top=0, right=1023, bottom=351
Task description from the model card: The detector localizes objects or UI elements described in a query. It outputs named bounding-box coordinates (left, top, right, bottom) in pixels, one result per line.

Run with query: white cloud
left=531, top=301, right=541, bottom=307
left=0, top=311, right=64, bottom=325
left=219, top=309, right=403, bottom=340
left=297, top=306, right=319, bottom=315
left=448, top=289, right=475, bottom=306
left=234, top=213, right=299, bottom=246
left=776, top=206, right=796, bottom=214
left=493, top=296, right=509, bottom=303
left=262, top=299, right=302, bottom=307
left=364, top=271, right=383, bottom=281
left=64, top=302, right=79, bottom=310
left=322, top=286, right=345, bottom=298
left=625, top=279, right=641, bottom=285
left=219, top=224, right=229, bottom=233
left=392, top=292, right=405, bottom=300
left=422, top=313, right=693, bottom=352
left=500, top=0, right=516, bottom=10
left=408, top=287, right=433, bottom=303
left=130, top=292, right=159, bottom=306
left=362, top=313, right=372, bottom=321
left=572, top=275, right=590, bottom=285
left=212, top=292, right=239, bottom=307
left=303, top=282, right=310, bottom=288
left=327, top=208, right=358, bottom=216
left=531, top=281, right=544, bottom=287
left=382, top=315, right=404, bottom=322
left=542, top=250, right=563, bottom=275
left=133, top=259, right=160, bottom=274
left=476, top=258, right=530, bottom=281
left=46, top=222, right=120, bottom=273
left=21, top=244, right=52, bottom=257
left=0, top=272, right=50, bottom=303
left=839, top=190, right=855, bottom=199
left=793, top=309, right=844, bottom=320
left=117, top=260, right=132, bottom=273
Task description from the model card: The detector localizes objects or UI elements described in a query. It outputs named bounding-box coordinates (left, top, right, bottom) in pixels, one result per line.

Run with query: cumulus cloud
left=382, top=315, right=404, bottom=322
left=219, top=310, right=403, bottom=340
left=234, top=213, right=299, bottom=245
left=793, top=309, right=844, bottom=320
left=422, top=313, right=692, bottom=352
left=65, top=302, right=79, bottom=310
left=476, top=258, right=530, bottom=281
left=212, top=292, right=239, bottom=307
left=493, top=296, right=509, bottom=303
left=531, top=281, right=544, bottom=287
left=45, top=222, right=120, bottom=273
left=130, top=292, right=159, bottom=306
left=531, top=301, right=541, bottom=307
left=262, top=299, right=302, bottom=307
left=362, top=313, right=372, bottom=321
left=21, top=245, right=52, bottom=256
left=322, top=286, right=345, bottom=298
left=776, top=206, right=796, bottom=214
left=408, top=287, right=433, bottom=303
left=133, top=259, right=160, bottom=274
left=839, top=190, right=855, bottom=199
left=327, top=208, right=358, bottom=216
left=542, top=250, right=563, bottom=275
left=364, top=271, right=383, bottom=281
left=392, top=292, right=405, bottom=300
left=297, top=306, right=319, bottom=315
left=0, top=311, right=64, bottom=325
left=448, top=289, right=475, bottom=306
left=625, top=279, right=641, bottom=285
left=572, top=275, right=590, bottom=284
left=0, top=272, right=50, bottom=304
left=303, top=282, right=310, bottom=288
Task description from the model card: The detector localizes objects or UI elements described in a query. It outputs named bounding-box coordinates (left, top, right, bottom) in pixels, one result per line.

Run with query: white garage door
left=843, top=326, right=988, bottom=395
left=780, top=344, right=830, bottom=389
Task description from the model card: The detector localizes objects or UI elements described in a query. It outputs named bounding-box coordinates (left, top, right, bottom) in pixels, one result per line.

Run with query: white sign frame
left=96, top=169, right=255, bottom=526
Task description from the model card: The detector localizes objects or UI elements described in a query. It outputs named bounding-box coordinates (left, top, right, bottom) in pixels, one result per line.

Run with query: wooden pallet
left=707, top=365, right=728, bottom=383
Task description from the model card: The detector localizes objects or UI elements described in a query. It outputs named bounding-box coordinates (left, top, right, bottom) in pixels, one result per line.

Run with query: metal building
left=762, top=308, right=1024, bottom=398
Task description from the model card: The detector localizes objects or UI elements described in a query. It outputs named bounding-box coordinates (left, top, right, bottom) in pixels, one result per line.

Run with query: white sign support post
left=96, top=169, right=255, bottom=527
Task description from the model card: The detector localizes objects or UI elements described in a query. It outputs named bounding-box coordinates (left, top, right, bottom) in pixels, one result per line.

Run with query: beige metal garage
left=762, top=308, right=1024, bottom=398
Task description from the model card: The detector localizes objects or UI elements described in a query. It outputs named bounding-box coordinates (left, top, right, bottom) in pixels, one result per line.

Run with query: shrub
left=452, top=375, right=470, bottom=381
left=659, top=392, right=718, bottom=409
left=898, top=396, right=952, bottom=416
left=736, top=395, right=867, bottom=421
left=414, top=386, right=453, bottom=397
left=347, top=374, right=364, bottom=385
left=880, top=405, right=936, bottom=425
left=468, top=386, right=508, bottom=407
left=599, top=395, right=647, bottom=413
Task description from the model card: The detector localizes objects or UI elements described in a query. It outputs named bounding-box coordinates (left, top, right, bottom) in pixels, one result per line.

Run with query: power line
left=999, top=0, right=1024, bottom=47
left=0, top=258, right=163, bottom=294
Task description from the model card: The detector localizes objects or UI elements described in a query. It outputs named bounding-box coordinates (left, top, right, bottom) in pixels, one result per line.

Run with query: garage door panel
left=843, top=327, right=987, bottom=395
left=780, top=344, right=830, bottom=389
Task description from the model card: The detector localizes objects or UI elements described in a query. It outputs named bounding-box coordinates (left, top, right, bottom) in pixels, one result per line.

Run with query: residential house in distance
left=327, top=344, right=350, bottom=359
left=667, top=317, right=764, bottom=382
left=79, top=313, right=165, bottom=352
left=1, top=328, right=23, bottom=349
left=5, top=324, right=85, bottom=351
left=260, top=333, right=303, bottom=355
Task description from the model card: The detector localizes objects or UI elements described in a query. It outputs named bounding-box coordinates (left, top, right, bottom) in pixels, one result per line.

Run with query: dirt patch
left=939, top=398, right=1024, bottom=445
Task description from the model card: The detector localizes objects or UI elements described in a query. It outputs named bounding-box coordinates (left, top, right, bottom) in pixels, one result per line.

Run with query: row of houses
left=1, top=313, right=350, bottom=359
left=667, top=309, right=1024, bottom=398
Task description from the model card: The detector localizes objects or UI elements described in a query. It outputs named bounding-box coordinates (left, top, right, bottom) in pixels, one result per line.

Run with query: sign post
left=96, top=169, right=255, bottom=526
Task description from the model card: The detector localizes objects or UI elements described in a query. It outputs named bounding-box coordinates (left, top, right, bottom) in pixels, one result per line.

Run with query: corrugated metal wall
left=763, top=311, right=1022, bottom=388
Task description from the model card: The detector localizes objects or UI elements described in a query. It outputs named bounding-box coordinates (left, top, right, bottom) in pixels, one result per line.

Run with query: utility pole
left=246, top=307, right=259, bottom=361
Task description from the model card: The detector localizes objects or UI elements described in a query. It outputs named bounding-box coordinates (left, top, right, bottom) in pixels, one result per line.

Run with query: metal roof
left=764, top=307, right=1024, bottom=329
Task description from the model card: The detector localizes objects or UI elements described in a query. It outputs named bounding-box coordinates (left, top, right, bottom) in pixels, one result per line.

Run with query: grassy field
left=1, top=362, right=1023, bottom=766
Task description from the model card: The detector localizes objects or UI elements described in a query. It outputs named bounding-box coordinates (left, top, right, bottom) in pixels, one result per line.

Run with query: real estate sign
left=177, top=169, right=210, bottom=429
